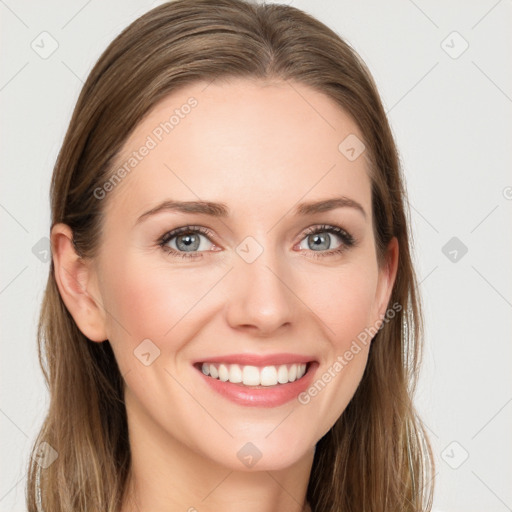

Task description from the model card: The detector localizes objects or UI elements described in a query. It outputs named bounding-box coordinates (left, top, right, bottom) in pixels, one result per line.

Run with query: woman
left=27, top=0, right=435, bottom=510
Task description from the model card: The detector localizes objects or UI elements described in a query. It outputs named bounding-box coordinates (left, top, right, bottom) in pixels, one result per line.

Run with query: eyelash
left=157, top=224, right=356, bottom=260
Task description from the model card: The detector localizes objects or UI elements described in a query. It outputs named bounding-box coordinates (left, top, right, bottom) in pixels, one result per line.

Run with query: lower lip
left=194, top=362, right=319, bottom=407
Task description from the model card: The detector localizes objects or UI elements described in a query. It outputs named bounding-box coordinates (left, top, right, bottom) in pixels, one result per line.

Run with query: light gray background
left=1, top=1, right=511, bottom=511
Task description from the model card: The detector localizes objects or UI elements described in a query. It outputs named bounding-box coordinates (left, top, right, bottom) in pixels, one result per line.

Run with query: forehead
left=104, top=78, right=370, bottom=221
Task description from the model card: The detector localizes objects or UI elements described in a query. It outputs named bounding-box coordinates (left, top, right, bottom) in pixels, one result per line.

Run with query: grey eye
left=299, top=231, right=342, bottom=252
left=164, top=231, right=213, bottom=253
left=175, top=233, right=201, bottom=252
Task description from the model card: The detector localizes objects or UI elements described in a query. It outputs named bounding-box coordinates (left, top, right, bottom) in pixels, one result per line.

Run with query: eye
left=296, top=224, right=355, bottom=258
left=158, top=223, right=356, bottom=260
left=158, top=226, right=217, bottom=259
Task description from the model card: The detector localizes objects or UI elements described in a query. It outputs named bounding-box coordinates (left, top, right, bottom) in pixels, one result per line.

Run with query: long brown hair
left=26, top=0, right=435, bottom=510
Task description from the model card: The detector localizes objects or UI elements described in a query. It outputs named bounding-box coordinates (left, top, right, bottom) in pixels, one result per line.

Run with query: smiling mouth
left=194, top=362, right=312, bottom=387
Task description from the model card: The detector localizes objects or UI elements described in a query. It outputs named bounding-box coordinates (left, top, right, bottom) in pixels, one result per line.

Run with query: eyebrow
left=135, top=196, right=366, bottom=225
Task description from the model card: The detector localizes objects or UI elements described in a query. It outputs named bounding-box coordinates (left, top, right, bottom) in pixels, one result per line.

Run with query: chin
left=200, top=433, right=316, bottom=472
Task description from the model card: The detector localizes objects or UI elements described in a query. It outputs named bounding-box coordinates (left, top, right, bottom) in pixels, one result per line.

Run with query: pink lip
left=194, top=353, right=316, bottom=366
left=194, top=359, right=319, bottom=408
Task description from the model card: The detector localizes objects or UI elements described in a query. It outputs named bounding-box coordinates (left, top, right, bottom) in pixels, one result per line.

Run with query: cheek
left=301, top=260, right=379, bottom=342
left=99, top=252, right=224, bottom=361
left=296, top=261, right=379, bottom=434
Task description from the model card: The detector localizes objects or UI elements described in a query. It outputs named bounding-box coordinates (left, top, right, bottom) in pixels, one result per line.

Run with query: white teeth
left=289, top=364, right=297, bottom=382
left=209, top=364, right=219, bottom=379
left=261, top=366, right=278, bottom=386
left=218, top=364, right=229, bottom=382
left=242, top=365, right=260, bottom=386
left=277, top=365, right=288, bottom=384
left=200, top=362, right=309, bottom=386
left=229, top=364, right=242, bottom=383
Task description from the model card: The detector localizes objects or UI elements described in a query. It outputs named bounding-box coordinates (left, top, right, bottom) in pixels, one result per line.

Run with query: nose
left=224, top=246, right=297, bottom=337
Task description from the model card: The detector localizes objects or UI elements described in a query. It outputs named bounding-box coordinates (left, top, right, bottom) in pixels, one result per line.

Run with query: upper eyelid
left=160, top=225, right=214, bottom=240
left=302, top=224, right=351, bottom=237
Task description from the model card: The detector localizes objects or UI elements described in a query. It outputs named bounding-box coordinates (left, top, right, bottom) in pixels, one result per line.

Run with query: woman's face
left=84, top=78, right=397, bottom=471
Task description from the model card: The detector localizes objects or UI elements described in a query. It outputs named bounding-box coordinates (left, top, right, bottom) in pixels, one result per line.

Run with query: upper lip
left=194, top=353, right=317, bottom=366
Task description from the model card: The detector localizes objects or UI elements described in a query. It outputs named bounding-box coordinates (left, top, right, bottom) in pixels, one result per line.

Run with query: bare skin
left=51, top=77, right=398, bottom=512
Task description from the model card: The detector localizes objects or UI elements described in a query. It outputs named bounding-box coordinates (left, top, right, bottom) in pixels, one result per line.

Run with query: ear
left=372, top=236, right=399, bottom=324
left=50, top=223, right=108, bottom=342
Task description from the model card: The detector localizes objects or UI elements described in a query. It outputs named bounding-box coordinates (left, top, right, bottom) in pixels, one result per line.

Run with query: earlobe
left=50, top=223, right=108, bottom=342
left=375, top=236, right=399, bottom=320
